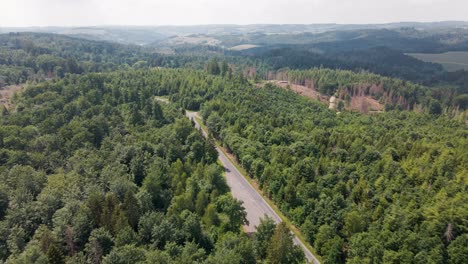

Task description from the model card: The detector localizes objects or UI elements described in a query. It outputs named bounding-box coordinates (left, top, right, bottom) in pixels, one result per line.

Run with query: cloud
left=0, top=0, right=467, bottom=27
left=408, top=0, right=446, bottom=4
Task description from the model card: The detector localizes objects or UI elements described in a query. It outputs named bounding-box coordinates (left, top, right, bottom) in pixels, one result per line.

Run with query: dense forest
left=246, top=47, right=443, bottom=83
left=0, top=28, right=467, bottom=264
left=0, top=70, right=304, bottom=263
left=200, top=81, right=468, bottom=264
left=0, top=33, right=220, bottom=87
left=242, top=46, right=468, bottom=99
left=1, top=33, right=467, bottom=113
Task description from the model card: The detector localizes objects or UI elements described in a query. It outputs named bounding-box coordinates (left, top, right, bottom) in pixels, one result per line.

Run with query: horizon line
left=1, top=20, right=468, bottom=29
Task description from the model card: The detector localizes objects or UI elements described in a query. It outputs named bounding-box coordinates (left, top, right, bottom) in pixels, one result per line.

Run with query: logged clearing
left=349, top=95, right=384, bottom=113
left=0, top=85, right=23, bottom=109
left=408, top=52, right=468, bottom=71
left=272, top=81, right=384, bottom=113
left=164, top=35, right=221, bottom=46
left=275, top=81, right=328, bottom=103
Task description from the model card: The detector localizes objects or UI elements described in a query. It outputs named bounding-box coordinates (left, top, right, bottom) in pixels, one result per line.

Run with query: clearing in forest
left=271, top=81, right=384, bottom=113
left=408, top=51, right=468, bottom=71
left=0, top=85, right=23, bottom=109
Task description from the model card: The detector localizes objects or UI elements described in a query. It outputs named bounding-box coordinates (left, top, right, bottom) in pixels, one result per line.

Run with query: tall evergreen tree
left=207, top=58, right=220, bottom=75
left=46, top=244, right=65, bottom=264
left=266, top=222, right=304, bottom=264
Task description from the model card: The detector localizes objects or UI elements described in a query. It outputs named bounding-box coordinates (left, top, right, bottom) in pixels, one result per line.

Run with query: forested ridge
left=0, top=33, right=144, bottom=85
left=1, top=33, right=467, bottom=113
left=247, top=46, right=444, bottom=83
left=271, top=68, right=464, bottom=113
left=0, top=33, right=226, bottom=87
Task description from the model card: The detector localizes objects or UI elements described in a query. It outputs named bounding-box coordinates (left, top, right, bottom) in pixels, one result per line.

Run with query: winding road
left=186, top=111, right=320, bottom=264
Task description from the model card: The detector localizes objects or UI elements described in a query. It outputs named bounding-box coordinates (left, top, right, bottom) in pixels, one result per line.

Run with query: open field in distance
left=408, top=51, right=468, bottom=71
left=229, top=44, right=260, bottom=51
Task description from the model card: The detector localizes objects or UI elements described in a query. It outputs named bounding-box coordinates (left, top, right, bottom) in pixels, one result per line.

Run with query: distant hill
left=0, top=26, right=167, bottom=45
left=408, top=52, right=468, bottom=71
left=2, top=21, right=468, bottom=46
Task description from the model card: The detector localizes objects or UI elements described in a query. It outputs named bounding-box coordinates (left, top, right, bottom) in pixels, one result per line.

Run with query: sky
left=1, top=0, right=467, bottom=27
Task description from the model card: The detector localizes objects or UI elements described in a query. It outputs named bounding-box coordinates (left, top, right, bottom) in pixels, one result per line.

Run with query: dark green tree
left=215, top=195, right=248, bottom=231
left=265, top=222, right=304, bottom=264
left=448, top=234, right=468, bottom=264
left=220, top=60, right=229, bottom=77
left=122, top=191, right=140, bottom=230
left=85, top=228, right=114, bottom=264
left=207, top=58, right=220, bottom=75
left=46, top=244, right=65, bottom=264
left=253, top=215, right=277, bottom=260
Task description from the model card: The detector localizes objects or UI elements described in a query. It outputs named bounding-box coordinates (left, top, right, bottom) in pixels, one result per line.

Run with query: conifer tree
left=266, top=222, right=304, bottom=264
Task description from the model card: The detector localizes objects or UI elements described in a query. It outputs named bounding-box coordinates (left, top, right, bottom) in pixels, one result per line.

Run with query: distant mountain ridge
left=1, top=21, right=468, bottom=45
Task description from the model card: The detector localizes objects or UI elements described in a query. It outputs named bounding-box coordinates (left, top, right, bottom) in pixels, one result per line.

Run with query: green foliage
left=454, top=94, right=468, bottom=110
left=0, top=33, right=240, bottom=87
left=447, top=234, right=468, bottom=264
left=46, top=244, right=64, bottom=264
left=0, top=43, right=466, bottom=264
left=7, top=243, right=48, bottom=264
left=122, top=191, right=140, bottom=230
left=85, top=228, right=114, bottom=262
left=220, top=60, right=229, bottom=77
left=0, top=70, right=262, bottom=263
left=102, top=245, right=146, bottom=264
left=265, top=222, right=304, bottom=264
left=253, top=216, right=276, bottom=260
left=0, top=186, right=8, bottom=219
left=7, top=226, right=27, bottom=256
left=207, top=58, right=221, bottom=75
left=343, top=211, right=366, bottom=237
left=215, top=194, right=248, bottom=232
left=115, top=226, right=141, bottom=247
left=205, top=232, right=255, bottom=264
left=282, top=68, right=444, bottom=111
left=200, top=78, right=468, bottom=263
left=206, top=112, right=224, bottom=138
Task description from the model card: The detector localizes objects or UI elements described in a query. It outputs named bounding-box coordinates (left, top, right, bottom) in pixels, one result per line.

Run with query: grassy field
left=408, top=51, right=468, bottom=71
left=229, top=44, right=260, bottom=51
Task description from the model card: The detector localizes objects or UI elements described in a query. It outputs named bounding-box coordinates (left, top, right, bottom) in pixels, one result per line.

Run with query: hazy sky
left=1, top=0, right=467, bottom=27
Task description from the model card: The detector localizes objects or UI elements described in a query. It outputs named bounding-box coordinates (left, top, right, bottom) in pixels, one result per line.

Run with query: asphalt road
left=186, top=111, right=320, bottom=264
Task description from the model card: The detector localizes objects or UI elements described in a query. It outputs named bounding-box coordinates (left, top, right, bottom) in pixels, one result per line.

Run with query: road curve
left=186, top=111, right=320, bottom=264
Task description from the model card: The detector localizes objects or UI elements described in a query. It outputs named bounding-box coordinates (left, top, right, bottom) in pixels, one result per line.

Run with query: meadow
left=408, top=51, right=468, bottom=71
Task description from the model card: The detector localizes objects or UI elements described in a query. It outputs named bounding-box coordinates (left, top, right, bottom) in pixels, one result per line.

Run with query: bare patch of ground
left=269, top=81, right=384, bottom=113
left=349, top=95, right=384, bottom=113
left=274, top=81, right=328, bottom=103
left=165, top=35, right=221, bottom=46
left=0, top=84, right=23, bottom=109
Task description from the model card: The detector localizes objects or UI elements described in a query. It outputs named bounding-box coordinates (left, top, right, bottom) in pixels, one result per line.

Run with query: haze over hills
left=2, top=21, right=468, bottom=45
